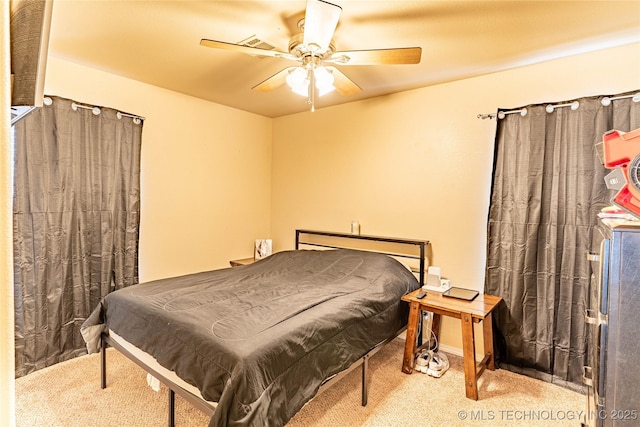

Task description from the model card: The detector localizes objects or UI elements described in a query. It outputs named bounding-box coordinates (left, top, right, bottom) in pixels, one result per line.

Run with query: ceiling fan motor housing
left=288, top=33, right=335, bottom=60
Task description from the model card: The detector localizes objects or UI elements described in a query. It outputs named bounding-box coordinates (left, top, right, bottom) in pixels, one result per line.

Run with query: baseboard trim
left=437, top=343, right=463, bottom=357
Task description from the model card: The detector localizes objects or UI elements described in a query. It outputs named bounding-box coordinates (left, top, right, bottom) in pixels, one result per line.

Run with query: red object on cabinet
left=602, top=128, right=640, bottom=218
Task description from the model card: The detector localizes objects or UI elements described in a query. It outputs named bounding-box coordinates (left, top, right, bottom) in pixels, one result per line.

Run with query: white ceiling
left=48, top=1, right=640, bottom=118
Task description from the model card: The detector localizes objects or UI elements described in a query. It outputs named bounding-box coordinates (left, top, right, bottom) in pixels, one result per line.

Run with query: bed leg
left=361, top=354, right=370, bottom=406
left=101, top=338, right=107, bottom=389
left=168, top=389, right=175, bottom=427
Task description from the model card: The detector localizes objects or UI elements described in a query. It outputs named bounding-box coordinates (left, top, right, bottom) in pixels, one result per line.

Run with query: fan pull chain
left=308, top=56, right=317, bottom=112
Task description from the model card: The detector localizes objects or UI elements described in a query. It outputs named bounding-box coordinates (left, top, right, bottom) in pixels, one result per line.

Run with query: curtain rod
left=43, top=96, right=145, bottom=124
left=477, top=92, right=640, bottom=119
left=477, top=108, right=527, bottom=120
left=601, top=92, right=640, bottom=106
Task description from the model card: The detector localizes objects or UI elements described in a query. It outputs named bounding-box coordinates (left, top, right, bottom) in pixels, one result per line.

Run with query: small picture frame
left=254, top=239, right=273, bottom=260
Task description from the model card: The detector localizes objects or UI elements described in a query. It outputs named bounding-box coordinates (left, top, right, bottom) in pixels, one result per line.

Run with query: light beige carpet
left=16, top=338, right=585, bottom=426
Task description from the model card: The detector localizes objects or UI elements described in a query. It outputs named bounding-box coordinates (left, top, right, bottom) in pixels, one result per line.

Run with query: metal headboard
left=295, top=229, right=430, bottom=286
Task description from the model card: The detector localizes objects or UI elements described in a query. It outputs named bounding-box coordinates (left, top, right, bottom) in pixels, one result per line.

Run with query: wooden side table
left=229, top=257, right=256, bottom=267
left=401, top=288, right=502, bottom=400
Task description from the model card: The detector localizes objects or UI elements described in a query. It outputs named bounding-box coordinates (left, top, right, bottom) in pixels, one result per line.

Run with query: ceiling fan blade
left=326, top=66, right=361, bottom=97
left=303, top=0, right=341, bottom=53
left=252, top=67, right=297, bottom=92
left=329, top=47, right=422, bottom=65
left=200, top=39, right=297, bottom=61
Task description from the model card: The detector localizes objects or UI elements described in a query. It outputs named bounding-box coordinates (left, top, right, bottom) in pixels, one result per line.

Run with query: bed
left=81, top=229, right=429, bottom=426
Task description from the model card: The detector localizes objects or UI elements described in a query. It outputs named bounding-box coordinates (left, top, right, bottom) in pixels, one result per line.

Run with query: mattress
left=108, top=329, right=217, bottom=407
left=82, top=249, right=419, bottom=426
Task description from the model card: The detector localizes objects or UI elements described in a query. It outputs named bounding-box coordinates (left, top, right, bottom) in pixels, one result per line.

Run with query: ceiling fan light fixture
left=286, top=65, right=335, bottom=98
left=314, top=66, right=335, bottom=96
left=286, top=67, right=310, bottom=97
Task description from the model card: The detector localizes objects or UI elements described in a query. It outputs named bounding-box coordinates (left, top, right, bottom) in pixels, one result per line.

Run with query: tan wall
left=44, top=57, right=273, bottom=281
left=271, top=42, right=640, bottom=352
left=1, top=2, right=16, bottom=425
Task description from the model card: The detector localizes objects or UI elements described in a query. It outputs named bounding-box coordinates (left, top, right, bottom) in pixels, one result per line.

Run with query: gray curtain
left=13, top=96, right=142, bottom=377
left=485, top=91, right=640, bottom=390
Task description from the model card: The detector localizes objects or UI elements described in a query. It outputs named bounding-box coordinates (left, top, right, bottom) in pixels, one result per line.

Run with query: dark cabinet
left=583, top=221, right=640, bottom=426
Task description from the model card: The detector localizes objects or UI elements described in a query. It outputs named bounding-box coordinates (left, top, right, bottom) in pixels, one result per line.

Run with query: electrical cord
left=415, top=312, right=449, bottom=377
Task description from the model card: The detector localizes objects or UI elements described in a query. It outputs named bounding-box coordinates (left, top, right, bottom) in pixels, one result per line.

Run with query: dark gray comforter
left=81, top=249, right=419, bottom=426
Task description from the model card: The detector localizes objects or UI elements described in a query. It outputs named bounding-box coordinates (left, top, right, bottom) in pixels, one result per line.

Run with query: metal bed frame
left=100, top=229, right=429, bottom=426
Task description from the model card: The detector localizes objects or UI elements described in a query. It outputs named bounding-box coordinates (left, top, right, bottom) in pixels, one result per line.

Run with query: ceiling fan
left=200, top=0, right=422, bottom=111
